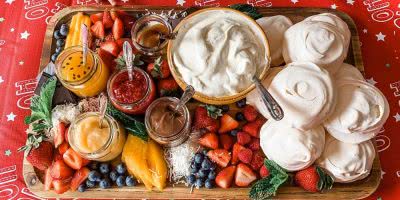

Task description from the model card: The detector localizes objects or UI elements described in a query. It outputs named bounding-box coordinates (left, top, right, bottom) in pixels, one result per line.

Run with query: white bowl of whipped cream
left=167, top=8, right=271, bottom=105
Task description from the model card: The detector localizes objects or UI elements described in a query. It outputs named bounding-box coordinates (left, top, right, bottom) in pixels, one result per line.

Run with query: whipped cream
left=282, top=20, right=347, bottom=74
left=335, top=63, right=364, bottom=81
left=171, top=9, right=269, bottom=97
left=267, top=62, right=336, bottom=130
left=260, top=120, right=325, bottom=171
left=316, top=135, right=375, bottom=183
left=324, top=79, right=390, bottom=144
left=256, top=15, right=293, bottom=66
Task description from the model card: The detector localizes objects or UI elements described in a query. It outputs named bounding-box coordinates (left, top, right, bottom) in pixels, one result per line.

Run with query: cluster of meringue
left=249, top=13, right=389, bottom=183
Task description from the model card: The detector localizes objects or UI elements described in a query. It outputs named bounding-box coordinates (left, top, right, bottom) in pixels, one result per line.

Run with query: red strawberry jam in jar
left=107, top=68, right=156, bottom=114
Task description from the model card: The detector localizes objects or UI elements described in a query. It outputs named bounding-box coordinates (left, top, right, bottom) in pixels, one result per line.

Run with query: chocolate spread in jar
left=149, top=101, right=185, bottom=137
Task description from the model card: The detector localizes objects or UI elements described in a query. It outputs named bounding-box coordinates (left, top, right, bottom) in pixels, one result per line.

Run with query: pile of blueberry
left=78, top=162, right=137, bottom=192
left=51, top=24, right=69, bottom=62
left=187, top=151, right=216, bottom=189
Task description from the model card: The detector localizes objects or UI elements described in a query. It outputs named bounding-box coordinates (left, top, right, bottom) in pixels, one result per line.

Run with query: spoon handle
left=175, top=85, right=195, bottom=112
left=81, top=24, right=88, bottom=67
left=123, top=41, right=134, bottom=81
left=252, top=76, right=284, bottom=121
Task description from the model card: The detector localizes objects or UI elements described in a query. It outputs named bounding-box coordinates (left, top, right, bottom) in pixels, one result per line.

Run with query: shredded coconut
left=51, top=103, right=81, bottom=128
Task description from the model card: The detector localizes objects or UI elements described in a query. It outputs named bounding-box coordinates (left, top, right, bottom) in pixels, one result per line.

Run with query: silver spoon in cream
left=252, top=75, right=284, bottom=121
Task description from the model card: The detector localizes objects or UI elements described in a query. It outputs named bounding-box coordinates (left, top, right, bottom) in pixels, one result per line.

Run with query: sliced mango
left=148, top=140, right=168, bottom=191
left=65, top=12, right=91, bottom=48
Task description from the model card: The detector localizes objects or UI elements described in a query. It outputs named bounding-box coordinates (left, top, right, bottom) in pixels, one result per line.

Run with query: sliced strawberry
left=53, top=151, right=63, bottom=161
left=237, top=131, right=251, bottom=145
left=110, top=9, right=119, bottom=21
left=112, top=18, right=124, bottom=40
left=50, top=160, right=74, bottom=180
left=64, top=126, right=69, bottom=143
left=219, top=134, right=234, bottom=150
left=242, top=118, right=266, bottom=138
left=207, top=149, right=231, bottom=168
left=90, top=12, right=103, bottom=24
left=219, top=114, right=239, bottom=133
left=98, top=48, right=116, bottom=71
left=198, top=132, right=219, bottom=149
left=193, top=106, right=221, bottom=133
left=53, top=178, right=71, bottom=194
left=238, top=148, right=253, bottom=164
left=100, top=41, right=120, bottom=57
left=231, top=143, right=246, bottom=165
left=235, top=163, right=257, bottom=187
left=58, top=142, right=69, bottom=156
left=250, top=151, right=264, bottom=171
left=70, top=167, right=90, bottom=191
left=243, top=105, right=258, bottom=122
left=44, top=167, right=53, bottom=191
left=259, top=165, right=270, bottom=178
left=103, top=10, right=114, bottom=29
left=248, top=138, right=261, bottom=151
left=91, top=21, right=105, bottom=39
left=216, top=165, right=236, bottom=189
left=54, top=122, right=66, bottom=148
left=63, top=148, right=83, bottom=170
left=82, top=158, right=91, bottom=167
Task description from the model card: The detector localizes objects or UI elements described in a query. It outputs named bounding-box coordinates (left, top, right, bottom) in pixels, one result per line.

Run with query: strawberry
left=238, top=148, right=253, bottom=164
left=70, top=167, right=90, bottom=191
left=82, top=158, right=91, bottom=167
left=64, top=126, right=69, bottom=143
left=242, top=118, right=266, bottom=138
left=259, top=165, right=270, bottom=178
left=112, top=18, right=124, bottom=40
left=193, top=105, right=221, bottom=133
left=58, top=142, right=69, bottom=156
left=216, top=166, right=236, bottom=189
left=235, top=163, right=257, bottom=187
left=53, top=179, right=71, bottom=194
left=294, top=166, right=334, bottom=193
left=219, top=114, right=239, bottom=133
left=219, top=134, right=234, bottom=150
left=103, top=10, right=114, bottom=29
left=110, top=9, right=119, bottom=21
left=63, top=148, right=84, bottom=170
left=157, top=77, right=179, bottom=97
left=243, top=105, right=258, bottom=122
left=100, top=41, right=120, bottom=57
left=98, top=48, right=116, bottom=71
left=250, top=151, right=264, bottom=170
left=44, top=168, right=53, bottom=191
left=231, top=143, right=246, bottom=165
left=207, top=149, right=231, bottom=168
left=54, top=152, right=63, bottom=161
left=104, top=32, right=115, bottom=42
left=248, top=138, right=260, bottom=151
left=147, top=57, right=171, bottom=79
left=54, top=122, right=66, bottom=148
left=91, top=21, right=105, bottom=39
left=198, top=132, right=219, bottom=149
left=237, top=131, right=251, bottom=145
left=50, top=159, right=74, bottom=180
left=25, top=141, right=54, bottom=171
left=90, top=12, right=103, bottom=24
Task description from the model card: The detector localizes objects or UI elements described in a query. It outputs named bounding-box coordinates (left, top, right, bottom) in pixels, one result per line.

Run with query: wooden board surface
left=25, top=5, right=380, bottom=199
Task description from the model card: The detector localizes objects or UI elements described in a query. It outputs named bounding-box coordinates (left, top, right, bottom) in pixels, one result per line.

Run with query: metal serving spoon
left=252, top=75, right=284, bottom=121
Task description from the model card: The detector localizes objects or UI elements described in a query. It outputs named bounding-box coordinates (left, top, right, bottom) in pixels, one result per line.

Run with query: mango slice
left=148, top=140, right=168, bottom=190
left=65, top=12, right=91, bottom=48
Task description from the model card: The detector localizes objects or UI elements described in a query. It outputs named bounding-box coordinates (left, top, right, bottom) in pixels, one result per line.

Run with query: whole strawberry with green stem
left=294, top=165, right=334, bottom=193
left=147, top=56, right=170, bottom=79
left=193, top=105, right=222, bottom=133
left=19, top=134, right=54, bottom=171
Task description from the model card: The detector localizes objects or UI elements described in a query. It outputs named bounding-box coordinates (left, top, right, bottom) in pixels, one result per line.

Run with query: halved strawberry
left=193, top=105, right=221, bottom=133
left=63, top=148, right=83, bottom=170
left=235, top=163, right=257, bottom=187
left=242, top=118, right=266, bottom=138
left=216, top=166, right=236, bottom=189
left=207, top=149, right=231, bottom=168
left=238, top=148, right=253, bottom=164
left=64, top=126, right=69, bottom=143
left=90, top=12, right=103, bottom=24
left=219, top=114, right=239, bottom=133
left=70, top=167, right=90, bottom=191
left=58, top=142, right=69, bottom=156
left=147, top=57, right=171, bottom=79
left=243, top=105, right=258, bottom=122
left=237, top=131, right=251, bottom=145
left=91, top=21, right=105, bottom=39
left=53, top=178, right=71, bottom=194
left=100, top=41, right=120, bottom=57
left=44, top=168, right=53, bottom=191
left=250, top=151, right=264, bottom=170
left=112, top=18, right=124, bottom=40
left=50, top=160, right=74, bottom=180
left=219, top=134, right=234, bottom=150
left=103, top=10, right=114, bottom=29
left=231, top=143, right=246, bottom=165
left=54, top=122, right=66, bottom=148
left=259, top=165, right=270, bottom=178
left=198, top=132, right=219, bottom=149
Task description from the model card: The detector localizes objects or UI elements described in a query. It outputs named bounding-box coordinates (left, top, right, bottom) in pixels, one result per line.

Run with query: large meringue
left=335, top=63, right=364, bottom=81
left=256, top=15, right=293, bottom=66
left=282, top=20, right=347, bottom=74
left=324, top=79, right=390, bottom=144
left=316, top=135, right=375, bottom=183
left=267, top=62, right=336, bottom=130
left=260, top=120, right=325, bottom=171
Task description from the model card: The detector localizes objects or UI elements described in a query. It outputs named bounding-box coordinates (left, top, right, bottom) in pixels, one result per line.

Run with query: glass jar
left=131, top=14, right=173, bottom=57
left=145, top=97, right=191, bottom=147
left=68, top=112, right=126, bottom=162
left=55, top=46, right=110, bottom=97
left=107, top=68, right=156, bottom=115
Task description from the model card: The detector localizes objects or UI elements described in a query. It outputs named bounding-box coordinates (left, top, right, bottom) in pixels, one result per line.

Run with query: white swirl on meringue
left=282, top=20, right=347, bottom=74
left=324, top=79, right=390, bottom=144
left=335, top=63, right=365, bottom=81
left=256, top=15, right=293, bottom=66
left=316, top=135, right=375, bottom=183
left=268, top=62, right=336, bottom=131
left=260, top=120, right=325, bottom=171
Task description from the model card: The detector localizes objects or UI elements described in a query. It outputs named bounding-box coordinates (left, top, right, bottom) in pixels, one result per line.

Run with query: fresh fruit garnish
left=63, top=148, right=84, bottom=170
left=157, top=77, right=179, bottom=97
left=231, top=143, right=246, bottom=165
left=237, top=131, right=251, bottom=145
left=193, top=105, right=221, bottom=132
left=103, top=10, right=114, bottom=29
left=112, top=18, right=124, bottom=40
left=64, top=127, right=69, bottom=143
left=216, top=165, right=236, bottom=189
left=82, top=158, right=91, bottom=167
left=50, top=159, right=74, bottom=180
left=250, top=151, right=264, bottom=170
left=238, top=148, right=253, bottom=164
left=294, top=165, right=334, bottom=193
left=198, top=132, right=219, bottom=149
left=219, top=134, right=234, bottom=150
left=91, top=21, right=105, bottom=39
left=110, top=9, right=119, bottom=21
left=53, top=179, right=71, bottom=194
left=219, top=114, right=239, bottom=133
left=243, top=105, right=258, bottom=122
left=90, top=12, right=104, bottom=24
left=98, top=48, right=116, bottom=71
left=207, top=149, right=231, bottom=168
left=235, top=163, right=257, bottom=187
left=70, top=167, right=90, bottom=191
left=248, top=138, right=261, bottom=151
left=58, top=142, right=69, bottom=155
left=235, top=112, right=245, bottom=121
left=100, top=41, right=120, bottom=57
left=44, top=168, right=53, bottom=191
left=147, top=57, right=171, bottom=79
left=242, top=118, right=266, bottom=138
left=104, top=32, right=115, bottom=42
left=259, top=165, right=270, bottom=178
left=25, top=140, right=54, bottom=171
left=236, top=98, right=246, bottom=108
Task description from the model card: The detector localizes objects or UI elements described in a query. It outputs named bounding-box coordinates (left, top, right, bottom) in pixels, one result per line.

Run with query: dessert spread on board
left=21, top=4, right=389, bottom=199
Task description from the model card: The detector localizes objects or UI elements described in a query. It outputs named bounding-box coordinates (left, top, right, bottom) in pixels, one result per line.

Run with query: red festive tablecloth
left=1, top=0, right=400, bottom=199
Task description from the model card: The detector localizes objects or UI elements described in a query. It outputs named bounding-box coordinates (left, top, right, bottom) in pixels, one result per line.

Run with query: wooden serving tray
left=24, top=5, right=381, bottom=199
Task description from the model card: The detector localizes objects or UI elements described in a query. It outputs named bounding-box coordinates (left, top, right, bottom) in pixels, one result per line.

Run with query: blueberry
left=116, top=175, right=126, bottom=187
left=187, top=174, right=196, bottom=185
left=221, top=105, right=230, bottom=112
left=78, top=184, right=86, bottom=192
left=230, top=129, right=239, bottom=136
left=195, top=178, right=203, bottom=188
left=205, top=179, right=214, bottom=189
left=190, top=163, right=200, bottom=173
left=56, top=39, right=65, bottom=47
left=86, top=180, right=95, bottom=188
left=194, top=153, right=204, bottom=164
left=99, top=179, right=111, bottom=189
left=51, top=53, right=59, bottom=62
left=60, top=24, right=69, bottom=36
left=126, top=176, right=137, bottom=186
left=202, top=149, right=208, bottom=155
left=209, top=163, right=216, bottom=171
left=99, top=163, right=110, bottom=174
left=201, top=158, right=211, bottom=170
left=116, top=163, right=126, bottom=175
left=109, top=170, right=118, bottom=182
left=235, top=112, right=245, bottom=121
left=208, top=170, right=216, bottom=180
left=54, top=30, right=62, bottom=39
left=198, top=169, right=208, bottom=178
left=89, top=162, right=99, bottom=170
left=88, top=171, right=101, bottom=182
left=236, top=98, right=246, bottom=108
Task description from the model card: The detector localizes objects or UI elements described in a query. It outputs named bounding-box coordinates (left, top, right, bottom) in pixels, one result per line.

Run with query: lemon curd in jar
left=55, top=46, right=110, bottom=97
left=68, top=112, right=126, bottom=162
